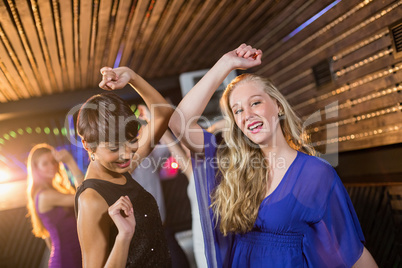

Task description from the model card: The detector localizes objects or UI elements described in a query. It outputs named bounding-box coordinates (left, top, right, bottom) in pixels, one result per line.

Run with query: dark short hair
left=76, top=92, right=139, bottom=150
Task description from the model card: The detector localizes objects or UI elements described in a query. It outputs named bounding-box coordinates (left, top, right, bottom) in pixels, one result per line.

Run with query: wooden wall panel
left=256, top=0, right=402, bottom=153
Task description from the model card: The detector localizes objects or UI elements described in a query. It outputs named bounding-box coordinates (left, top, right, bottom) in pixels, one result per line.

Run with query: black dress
left=75, top=173, right=171, bottom=267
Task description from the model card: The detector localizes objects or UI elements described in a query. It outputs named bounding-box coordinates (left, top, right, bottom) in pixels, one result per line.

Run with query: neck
left=86, top=161, right=123, bottom=180
left=259, top=128, right=296, bottom=167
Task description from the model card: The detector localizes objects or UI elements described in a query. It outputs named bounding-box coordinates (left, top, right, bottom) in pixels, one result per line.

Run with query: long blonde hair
left=26, top=144, right=75, bottom=238
left=212, top=74, right=315, bottom=235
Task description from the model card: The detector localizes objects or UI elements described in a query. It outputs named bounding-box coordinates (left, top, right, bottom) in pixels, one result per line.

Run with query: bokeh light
left=0, top=169, right=11, bottom=183
left=171, top=161, right=179, bottom=170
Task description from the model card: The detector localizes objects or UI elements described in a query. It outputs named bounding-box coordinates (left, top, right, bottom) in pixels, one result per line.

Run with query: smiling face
left=35, top=152, right=59, bottom=183
left=92, top=138, right=139, bottom=174
left=229, top=81, right=281, bottom=146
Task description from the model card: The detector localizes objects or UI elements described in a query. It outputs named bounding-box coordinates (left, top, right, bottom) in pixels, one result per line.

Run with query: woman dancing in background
left=169, top=44, right=377, bottom=267
left=27, top=144, right=84, bottom=268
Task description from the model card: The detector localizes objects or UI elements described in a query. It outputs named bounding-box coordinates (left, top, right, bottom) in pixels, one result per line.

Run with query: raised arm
left=160, top=130, right=193, bottom=179
left=37, top=149, right=84, bottom=212
left=169, top=44, right=262, bottom=153
left=99, top=67, right=174, bottom=169
left=52, top=149, right=84, bottom=187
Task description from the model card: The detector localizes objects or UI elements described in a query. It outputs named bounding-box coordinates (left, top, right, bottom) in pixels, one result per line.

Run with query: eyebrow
left=230, top=94, right=263, bottom=109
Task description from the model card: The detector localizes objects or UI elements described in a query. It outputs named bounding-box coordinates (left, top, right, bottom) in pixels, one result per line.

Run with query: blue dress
left=191, top=130, right=365, bottom=268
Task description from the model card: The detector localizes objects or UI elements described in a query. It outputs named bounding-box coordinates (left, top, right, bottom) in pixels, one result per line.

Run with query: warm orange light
left=0, top=169, right=12, bottom=183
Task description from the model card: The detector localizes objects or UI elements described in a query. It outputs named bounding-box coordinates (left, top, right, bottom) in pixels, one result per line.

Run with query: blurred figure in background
left=133, top=104, right=191, bottom=268
left=26, top=143, right=84, bottom=268
left=161, top=129, right=207, bottom=268
left=131, top=104, right=169, bottom=223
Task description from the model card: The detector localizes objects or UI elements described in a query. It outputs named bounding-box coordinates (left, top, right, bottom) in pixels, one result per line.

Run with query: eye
left=129, top=138, right=138, bottom=144
left=234, top=108, right=243, bottom=115
left=251, top=101, right=261, bottom=107
left=108, top=145, right=119, bottom=152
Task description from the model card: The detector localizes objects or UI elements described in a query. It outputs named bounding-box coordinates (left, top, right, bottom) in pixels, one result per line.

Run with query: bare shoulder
left=39, top=188, right=68, bottom=199
left=77, top=188, right=109, bottom=215
left=37, top=188, right=74, bottom=212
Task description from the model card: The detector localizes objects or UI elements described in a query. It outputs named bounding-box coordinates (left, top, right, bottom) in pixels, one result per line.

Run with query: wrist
left=217, top=54, right=236, bottom=72
left=115, top=233, right=133, bottom=244
left=128, top=71, right=139, bottom=85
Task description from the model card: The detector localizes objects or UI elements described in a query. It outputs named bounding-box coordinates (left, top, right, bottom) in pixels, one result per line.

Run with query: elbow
left=169, top=111, right=185, bottom=139
left=155, top=105, right=174, bottom=126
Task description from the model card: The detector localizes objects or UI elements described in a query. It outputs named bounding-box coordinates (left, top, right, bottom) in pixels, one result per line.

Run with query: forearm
left=169, top=57, right=234, bottom=152
left=104, top=235, right=131, bottom=268
left=170, top=57, right=233, bottom=132
left=128, top=73, right=172, bottom=121
left=65, top=159, right=84, bottom=186
left=161, top=131, right=192, bottom=178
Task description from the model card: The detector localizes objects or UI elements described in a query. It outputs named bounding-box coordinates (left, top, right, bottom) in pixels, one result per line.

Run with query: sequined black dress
left=75, top=173, right=171, bottom=267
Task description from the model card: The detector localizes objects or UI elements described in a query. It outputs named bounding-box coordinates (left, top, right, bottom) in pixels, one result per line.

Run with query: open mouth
left=247, top=122, right=263, bottom=133
left=115, top=159, right=131, bottom=169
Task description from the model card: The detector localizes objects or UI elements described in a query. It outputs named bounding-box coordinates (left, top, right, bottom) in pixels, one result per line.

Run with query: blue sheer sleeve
left=191, top=129, right=233, bottom=268
left=303, top=168, right=365, bottom=267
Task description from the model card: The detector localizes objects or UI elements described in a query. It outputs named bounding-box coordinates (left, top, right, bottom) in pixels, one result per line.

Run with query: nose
left=243, top=107, right=253, bottom=122
left=119, top=144, right=133, bottom=160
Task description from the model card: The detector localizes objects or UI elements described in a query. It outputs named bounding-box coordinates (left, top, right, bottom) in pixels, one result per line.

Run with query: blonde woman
left=169, top=44, right=377, bottom=267
left=26, top=143, right=84, bottom=268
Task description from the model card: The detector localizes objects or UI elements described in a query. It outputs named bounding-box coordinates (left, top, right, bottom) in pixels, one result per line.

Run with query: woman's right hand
left=108, top=196, right=136, bottom=239
left=99, top=67, right=135, bottom=91
left=52, top=148, right=73, bottom=163
left=222, top=43, right=262, bottom=70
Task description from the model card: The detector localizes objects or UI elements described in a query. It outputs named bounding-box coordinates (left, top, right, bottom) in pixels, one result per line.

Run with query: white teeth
left=248, top=122, right=262, bottom=130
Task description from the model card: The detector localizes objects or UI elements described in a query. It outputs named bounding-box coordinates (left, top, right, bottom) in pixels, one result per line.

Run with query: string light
left=335, top=48, right=393, bottom=77
left=61, top=127, right=67, bottom=136
left=332, top=28, right=389, bottom=61
left=261, top=0, right=402, bottom=79
left=295, top=63, right=402, bottom=110
left=307, top=103, right=401, bottom=133
left=311, top=123, right=402, bottom=146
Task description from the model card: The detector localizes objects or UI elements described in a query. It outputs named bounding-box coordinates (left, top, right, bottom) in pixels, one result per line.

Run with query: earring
left=278, top=110, right=285, bottom=117
left=90, top=153, right=95, bottom=161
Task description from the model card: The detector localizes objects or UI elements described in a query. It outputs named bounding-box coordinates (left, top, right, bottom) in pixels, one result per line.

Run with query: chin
left=114, top=166, right=130, bottom=173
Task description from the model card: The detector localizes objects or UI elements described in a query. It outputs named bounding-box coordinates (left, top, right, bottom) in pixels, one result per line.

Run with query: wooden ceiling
left=0, top=0, right=402, bottom=153
left=0, top=0, right=294, bottom=103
